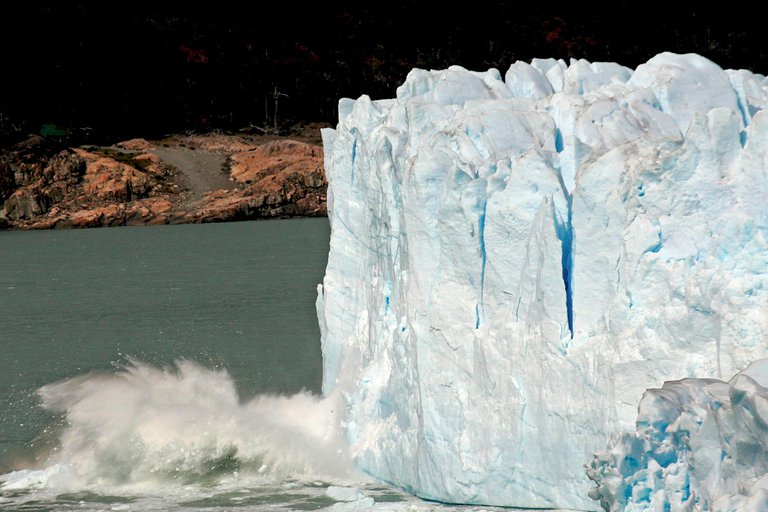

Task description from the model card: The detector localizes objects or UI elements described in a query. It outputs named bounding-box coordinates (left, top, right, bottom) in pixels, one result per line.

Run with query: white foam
left=2, top=360, right=356, bottom=490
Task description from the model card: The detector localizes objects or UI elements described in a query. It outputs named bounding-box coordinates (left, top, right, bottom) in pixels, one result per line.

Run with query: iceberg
left=317, top=53, right=768, bottom=509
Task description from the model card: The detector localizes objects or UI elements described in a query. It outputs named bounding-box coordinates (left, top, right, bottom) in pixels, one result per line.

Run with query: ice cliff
left=316, top=53, right=768, bottom=510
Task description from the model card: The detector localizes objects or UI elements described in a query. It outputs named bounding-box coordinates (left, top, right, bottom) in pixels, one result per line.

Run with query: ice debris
left=587, top=360, right=768, bottom=512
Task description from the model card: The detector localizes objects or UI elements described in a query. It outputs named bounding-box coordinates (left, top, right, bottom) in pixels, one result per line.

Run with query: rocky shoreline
left=0, top=130, right=327, bottom=230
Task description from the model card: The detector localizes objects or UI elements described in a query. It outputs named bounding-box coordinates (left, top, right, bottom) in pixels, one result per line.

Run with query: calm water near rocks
left=0, top=219, right=522, bottom=511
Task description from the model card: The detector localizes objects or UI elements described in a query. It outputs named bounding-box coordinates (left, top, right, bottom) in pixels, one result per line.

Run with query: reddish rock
left=69, top=206, right=118, bottom=228
left=179, top=133, right=257, bottom=153
left=47, top=150, right=86, bottom=181
left=127, top=197, right=174, bottom=224
left=229, top=139, right=322, bottom=184
left=71, top=149, right=152, bottom=202
left=0, top=132, right=328, bottom=230
left=132, top=153, right=167, bottom=178
left=195, top=139, right=328, bottom=220
left=116, top=138, right=153, bottom=151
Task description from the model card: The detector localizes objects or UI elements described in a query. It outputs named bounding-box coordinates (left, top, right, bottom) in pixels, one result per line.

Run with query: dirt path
left=151, top=146, right=235, bottom=201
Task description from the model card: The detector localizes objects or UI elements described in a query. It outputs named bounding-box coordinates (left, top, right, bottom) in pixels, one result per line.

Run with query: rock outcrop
left=0, top=133, right=327, bottom=229
left=189, top=139, right=326, bottom=222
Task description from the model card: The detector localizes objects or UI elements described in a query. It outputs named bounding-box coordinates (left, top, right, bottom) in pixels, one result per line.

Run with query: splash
left=2, top=360, right=355, bottom=490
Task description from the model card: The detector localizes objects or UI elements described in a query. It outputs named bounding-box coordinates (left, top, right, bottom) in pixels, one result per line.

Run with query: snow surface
left=317, top=52, right=768, bottom=510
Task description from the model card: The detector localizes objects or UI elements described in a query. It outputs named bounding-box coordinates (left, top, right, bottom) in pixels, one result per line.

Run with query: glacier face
left=316, top=53, right=768, bottom=509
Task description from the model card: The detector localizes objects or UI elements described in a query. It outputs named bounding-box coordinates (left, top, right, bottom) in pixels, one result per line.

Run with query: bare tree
left=271, top=86, right=289, bottom=132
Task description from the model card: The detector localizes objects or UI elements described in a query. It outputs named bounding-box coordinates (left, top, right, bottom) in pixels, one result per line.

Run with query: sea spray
left=2, top=360, right=356, bottom=490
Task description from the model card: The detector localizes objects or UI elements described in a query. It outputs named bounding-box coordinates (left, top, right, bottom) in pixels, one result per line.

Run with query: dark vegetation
left=1, top=1, right=765, bottom=147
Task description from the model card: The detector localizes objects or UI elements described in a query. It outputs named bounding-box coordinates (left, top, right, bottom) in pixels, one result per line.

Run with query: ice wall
left=317, top=53, right=768, bottom=509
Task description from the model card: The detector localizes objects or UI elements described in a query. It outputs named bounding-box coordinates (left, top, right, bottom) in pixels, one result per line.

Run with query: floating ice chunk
left=0, top=465, right=68, bottom=490
left=326, top=485, right=364, bottom=502
left=326, top=497, right=376, bottom=511
left=587, top=360, right=768, bottom=512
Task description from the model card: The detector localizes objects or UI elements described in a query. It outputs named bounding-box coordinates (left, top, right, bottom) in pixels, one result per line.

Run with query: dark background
left=0, top=1, right=764, bottom=144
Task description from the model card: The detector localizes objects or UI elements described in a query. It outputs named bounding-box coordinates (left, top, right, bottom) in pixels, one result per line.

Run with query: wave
left=1, top=360, right=356, bottom=490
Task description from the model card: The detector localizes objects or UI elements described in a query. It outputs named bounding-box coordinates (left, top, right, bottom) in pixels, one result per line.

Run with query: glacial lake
left=0, top=219, right=329, bottom=467
left=0, top=219, right=527, bottom=511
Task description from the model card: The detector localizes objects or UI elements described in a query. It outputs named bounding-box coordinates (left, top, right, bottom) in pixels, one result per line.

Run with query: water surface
left=0, top=219, right=521, bottom=511
left=0, top=219, right=329, bottom=470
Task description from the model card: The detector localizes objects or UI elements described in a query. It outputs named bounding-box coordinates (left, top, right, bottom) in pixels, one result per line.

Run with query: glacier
left=316, top=53, right=768, bottom=510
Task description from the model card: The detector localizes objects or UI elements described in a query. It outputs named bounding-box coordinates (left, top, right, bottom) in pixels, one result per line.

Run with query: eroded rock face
left=0, top=134, right=327, bottom=229
left=75, top=149, right=153, bottom=202
left=0, top=156, right=15, bottom=202
left=168, top=139, right=327, bottom=223
left=229, top=140, right=323, bottom=183
left=214, top=139, right=327, bottom=218
left=2, top=149, right=87, bottom=221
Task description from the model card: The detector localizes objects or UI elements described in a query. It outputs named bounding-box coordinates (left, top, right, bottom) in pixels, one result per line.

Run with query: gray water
left=1, top=220, right=329, bottom=471
left=0, top=220, right=520, bottom=512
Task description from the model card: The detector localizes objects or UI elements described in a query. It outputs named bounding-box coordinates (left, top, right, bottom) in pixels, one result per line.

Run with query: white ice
left=318, top=52, right=768, bottom=510
left=587, top=360, right=768, bottom=512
